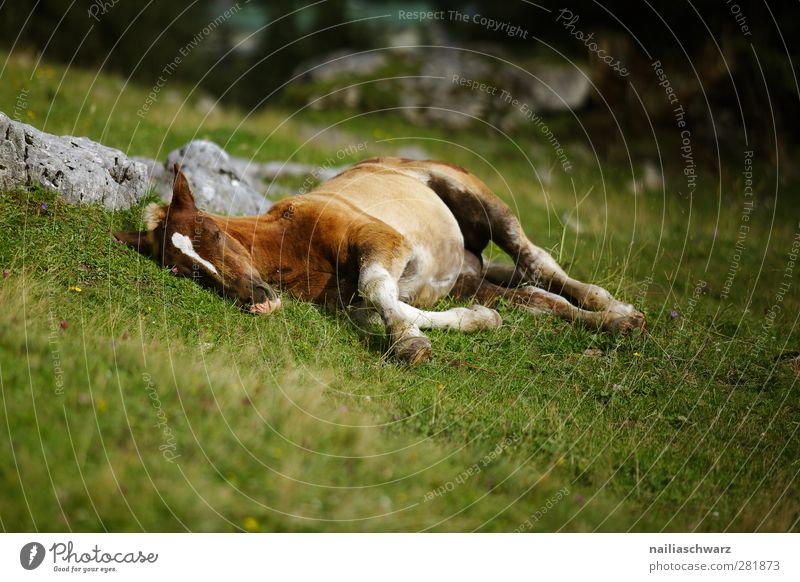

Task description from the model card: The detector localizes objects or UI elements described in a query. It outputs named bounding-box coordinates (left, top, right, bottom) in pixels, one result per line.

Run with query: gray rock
left=131, top=155, right=166, bottom=190
left=135, top=145, right=335, bottom=212
left=162, top=140, right=271, bottom=215
left=225, top=158, right=301, bottom=198
left=296, top=50, right=387, bottom=83
left=642, top=160, right=663, bottom=191
left=399, top=52, right=492, bottom=130
left=628, top=160, right=664, bottom=196
left=0, top=112, right=147, bottom=210
left=407, top=52, right=591, bottom=129
left=528, top=66, right=591, bottom=112
left=396, top=145, right=430, bottom=160
left=228, top=158, right=340, bottom=184
left=291, top=48, right=592, bottom=131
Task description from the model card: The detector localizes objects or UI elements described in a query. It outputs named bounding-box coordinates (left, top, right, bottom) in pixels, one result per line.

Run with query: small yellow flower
left=96, top=398, right=108, bottom=413
left=68, top=285, right=82, bottom=292
left=438, top=384, right=444, bottom=391
left=633, top=352, right=641, bottom=357
left=243, top=516, right=260, bottom=532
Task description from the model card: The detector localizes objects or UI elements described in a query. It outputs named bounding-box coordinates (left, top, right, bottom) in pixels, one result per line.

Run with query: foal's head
left=115, top=165, right=280, bottom=314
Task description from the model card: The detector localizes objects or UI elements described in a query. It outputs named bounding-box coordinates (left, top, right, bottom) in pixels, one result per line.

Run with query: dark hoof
left=394, top=336, right=432, bottom=365
left=606, top=310, right=646, bottom=335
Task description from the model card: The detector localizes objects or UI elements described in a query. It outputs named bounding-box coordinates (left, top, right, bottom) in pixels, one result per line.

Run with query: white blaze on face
left=171, top=232, right=219, bottom=276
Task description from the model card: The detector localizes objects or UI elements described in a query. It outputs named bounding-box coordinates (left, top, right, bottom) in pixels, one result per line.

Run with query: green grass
left=1, top=50, right=798, bottom=532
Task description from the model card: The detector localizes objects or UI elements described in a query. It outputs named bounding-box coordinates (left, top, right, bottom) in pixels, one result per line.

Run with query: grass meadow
left=0, top=50, right=798, bottom=532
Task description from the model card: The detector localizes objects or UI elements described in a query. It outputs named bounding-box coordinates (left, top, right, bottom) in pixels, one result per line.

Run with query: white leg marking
left=171, top=232, right=219, bottom=275
left=361, top=264, right=501, bottom=333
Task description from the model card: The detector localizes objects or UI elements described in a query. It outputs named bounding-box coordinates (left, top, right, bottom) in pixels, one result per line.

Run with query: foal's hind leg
left=481, top=247, right=643, bottom=321
left=485, top=234, right=645, bottom=331
left=424, top=164, right=644, bottom=331
left=453, top=252, right=638, bottom=333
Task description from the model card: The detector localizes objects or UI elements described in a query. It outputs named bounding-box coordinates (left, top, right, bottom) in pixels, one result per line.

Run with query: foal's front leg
left=358, top=260, right=501, bottom=364
left=359, top=262, right=432, bottom=363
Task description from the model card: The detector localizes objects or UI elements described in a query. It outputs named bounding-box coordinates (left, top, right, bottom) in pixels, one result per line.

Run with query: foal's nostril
left=252, top=284, right=268, bottom=305
left=251, top=283, right=278, bottom=306
left=247, top=282, right=281, bottom=315
left=255, top=283, right=278, bottom=303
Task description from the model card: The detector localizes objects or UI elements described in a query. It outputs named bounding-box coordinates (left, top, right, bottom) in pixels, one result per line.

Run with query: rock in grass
left=130, top=155, right=166, bottom=191
left=162, top=140, right=272, bottom=215
left=0, top=112, right=147, bottom=210
left=136, top=142, right=349, bottom=212
left=134, top=141, right=274, bottom=215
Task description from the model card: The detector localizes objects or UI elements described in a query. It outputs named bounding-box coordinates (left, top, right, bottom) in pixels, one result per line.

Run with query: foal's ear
left=170, top=163, right=197, bottom=211
left=113, top=230, right=155, bottom=257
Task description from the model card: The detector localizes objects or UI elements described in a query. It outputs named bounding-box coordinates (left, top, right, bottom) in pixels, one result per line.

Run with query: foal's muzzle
left=249, top=282, right=281, bottom=315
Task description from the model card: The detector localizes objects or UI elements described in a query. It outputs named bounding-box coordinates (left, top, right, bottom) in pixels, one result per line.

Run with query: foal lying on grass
left=116, top=160, right=645, bottom=363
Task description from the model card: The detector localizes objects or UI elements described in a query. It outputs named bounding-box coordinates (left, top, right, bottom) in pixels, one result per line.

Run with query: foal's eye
left=213, top=231, right=222, bottom=242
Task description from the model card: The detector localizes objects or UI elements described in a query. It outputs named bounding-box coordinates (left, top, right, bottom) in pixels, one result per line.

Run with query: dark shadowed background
left=2, top=0, right=797, bottom=161
left=0, top=1, right=798, bottom=534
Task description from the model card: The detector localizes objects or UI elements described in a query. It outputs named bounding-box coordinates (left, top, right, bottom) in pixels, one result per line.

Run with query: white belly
left=314, top=168, right=466, bottom=306
left=398, top=239, right=464, bottom=307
